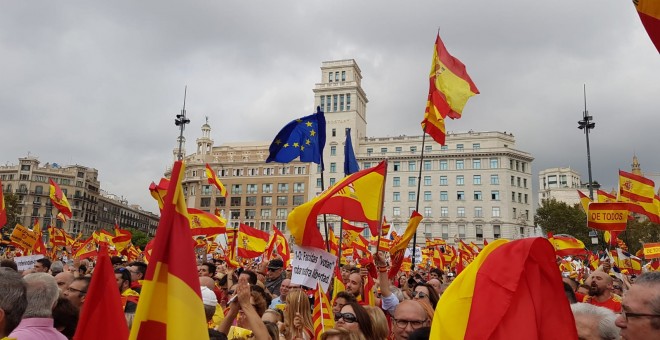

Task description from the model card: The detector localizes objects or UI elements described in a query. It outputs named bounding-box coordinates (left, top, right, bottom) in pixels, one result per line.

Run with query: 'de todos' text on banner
left=291, top=245, right=337, bottom=292
left=587, top=203, right=629, bottom=231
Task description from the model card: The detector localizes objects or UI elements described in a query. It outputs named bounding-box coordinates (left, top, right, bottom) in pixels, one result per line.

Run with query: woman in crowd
left=283, top=289, right=314, bottom=339
left=364, top=305, right=389, bottom=340
left=412, top=282, right=439, bottom=309
left=320, top=328, right=366, bottom=340
left=334, top=301, right=376, bottom=339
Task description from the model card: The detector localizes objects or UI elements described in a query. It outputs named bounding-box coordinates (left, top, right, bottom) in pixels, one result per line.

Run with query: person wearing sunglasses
left=411, top=283, right=439, bottom=310
left=615, top=272, right=660, bottom=340
left=334, top=301, right=375, bottom=339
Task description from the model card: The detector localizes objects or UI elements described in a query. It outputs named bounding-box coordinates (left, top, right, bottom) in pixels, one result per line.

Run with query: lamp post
left=175, top=86, right=190, bottom=161
left=577, top=85, right=595, bottom=199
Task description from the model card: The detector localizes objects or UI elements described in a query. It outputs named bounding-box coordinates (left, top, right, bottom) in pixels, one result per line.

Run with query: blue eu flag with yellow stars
left=266, top=108, right=326, bottom=169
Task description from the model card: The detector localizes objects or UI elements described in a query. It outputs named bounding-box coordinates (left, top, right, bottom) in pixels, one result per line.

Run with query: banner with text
left=10, top=224, right=37, bottom=251
left=587, top=203, right=629, bottom=231
left=643, top=242, right=660, bottom=259
left=291, top=245, right=337, bottom=292
left=14, top=254, right=45, bottom=271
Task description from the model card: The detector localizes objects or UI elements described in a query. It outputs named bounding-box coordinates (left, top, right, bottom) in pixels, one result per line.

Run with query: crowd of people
left=0, top=250, right=659, bottom=339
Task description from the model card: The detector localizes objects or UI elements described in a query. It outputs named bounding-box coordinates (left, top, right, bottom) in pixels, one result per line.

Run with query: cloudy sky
left=1, top=1, right=658, bottom=214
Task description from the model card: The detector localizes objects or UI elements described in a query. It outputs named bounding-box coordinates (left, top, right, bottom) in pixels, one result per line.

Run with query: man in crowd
left=428, top=278, right=442, bottom=296
left=391, top=300, right=430, bottom=340
left=9, top=273, right=66, bottom=339
left=126, top=261, right=147, bottom=293
left=50, top=261, right=64, bottom=276
left=583, top=271, right=622, bottom=313
left=54, top=271, right=75, bottom=296
left=115, top=268, right=140, bottom=313
left=615, top=272, right=660, bottom=339
left=269, top=278, right=298, bottom=308
left=62, top=277, right=89, bottom=309
left=199, top=262, right=217, bottom=278
left=33, top=258, right=51, bottom=273
left=264, top=259, right=285, bottom=297
left=0, top=268, right=27, bottom=338
left=570, top=303, right=619, bottom=340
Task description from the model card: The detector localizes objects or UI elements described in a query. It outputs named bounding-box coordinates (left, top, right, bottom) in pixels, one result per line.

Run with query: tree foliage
left=1, top=193, right=22, bottom=233
left=534, top=198, right=592, bottom=246
left=618, top=219, right=660, bottom=254
left=127, top=227, right=151, bottom=248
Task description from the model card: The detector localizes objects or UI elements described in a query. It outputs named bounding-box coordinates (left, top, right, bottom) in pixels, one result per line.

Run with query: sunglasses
left=334, top=312, right=357, bottom=323
left=613, top=286, right=622, bottom=290
left=411, top=291, right=428, bottom=299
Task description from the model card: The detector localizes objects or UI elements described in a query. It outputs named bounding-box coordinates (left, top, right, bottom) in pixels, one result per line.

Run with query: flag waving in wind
left=205, top=164, right=227, bottom=197
left=344, top=128, right=359, bottom=176
left=266, top=110, right=326, bottom=169
left=0, top=179, right=6, bottom=227
left=49, top=178, right=73, bottom=218
left=130, top=161, right=209, bottom=340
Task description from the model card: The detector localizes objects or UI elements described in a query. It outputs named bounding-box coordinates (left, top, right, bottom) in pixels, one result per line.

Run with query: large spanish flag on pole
left=618, top=170, right=659, bottom=223
left=0, top=179, right=6, bottom=227
left=205, top=164, right=227, bottom=197
left=236, top=223, right=269, bottom=259
left=287, top=161, right=386, bottom=250
left=130, top=161, right=209, bottom=340
left=634, top=0, right=660, bottom=52
left=49, top=178, right=73, bottom=218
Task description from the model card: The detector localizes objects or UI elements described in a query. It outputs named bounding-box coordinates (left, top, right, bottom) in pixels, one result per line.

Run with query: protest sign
left=14, top=254, right=45, bottom=271
left=291, top=245, right=337, bottom=292
left=10, top=224, right=37, bottom=251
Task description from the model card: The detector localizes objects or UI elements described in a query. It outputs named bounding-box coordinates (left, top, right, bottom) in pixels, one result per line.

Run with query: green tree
left=127, top=227, right=151, bottom=248
left=1, top=193, right=22, bottom=233
left=534, top=198, right=593, bottom=246
left=618, top=219, right=660, bottom=254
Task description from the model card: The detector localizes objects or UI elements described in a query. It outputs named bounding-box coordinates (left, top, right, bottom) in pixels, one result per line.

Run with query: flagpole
left=411, top=133, right=427, bottom=270
left=375, top=160, right=388, bottom=254
left=337, top=220, right=344, bottom=268
left=318, top=107, right=331, bottom=253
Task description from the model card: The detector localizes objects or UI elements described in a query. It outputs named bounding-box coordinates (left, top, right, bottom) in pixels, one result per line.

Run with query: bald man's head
left=199, top=276, right=215, bottom=291
left=392, top=300, right=430, bottom=340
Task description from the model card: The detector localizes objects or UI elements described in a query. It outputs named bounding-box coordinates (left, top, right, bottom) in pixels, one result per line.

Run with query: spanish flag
left=287, top=161, right=386, bottom=250
left=547, top=233, right=587, bottom=257
left=430, top=238, right=578, bottom=339
left=113, top=224, right=133, bottom=252
left=388, top=211, right=423, bottom=279
left=49, top=178, right=72, bottom=218
left=597, top=189, right=616, bottom=203
left=205, top=164, right=227, bottom=197
left=236, top=223, right=269, bottom=259
left=148, top=178, right=169, bottom=210
left=188, top=208, right=226, bottom=236
left=130, top=161, right=209, bottom=340
left=618, top=170, right=659, bottom=223
left=74, top=236, right=98, bottom=259
left=266, top=227, right=290, bottom=266
left=577, top=190, right=591, bottom=213
left=634, top=0, right=660, bottom=52
left=0, top=179, right=6, bottom=227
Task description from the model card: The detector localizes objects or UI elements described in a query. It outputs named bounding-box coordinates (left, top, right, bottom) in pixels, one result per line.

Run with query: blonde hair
left=284, top=289, right=314, bottom=339
left=320, top=328, right=366, bottom=340
left=364, top=305, right=389, bottom=340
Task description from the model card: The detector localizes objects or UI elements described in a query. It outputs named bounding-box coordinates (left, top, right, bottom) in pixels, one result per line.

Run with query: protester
left=265, top=259, right=286, bottom=297
left=334, top=301, right=375, bottom=339
left=0, top=267, right=27, bottom=338
left=411, top=283, right=439, bottom=310
left=52, top=297, right=79, bottom=339
left=0, top=259, right=18, bottom=271
left=391, top=300, right=430, bottom=340
left=269, top=278, right=293, bottom=308
left=9, top=273, right=67, bottom=339
left=583, top=271, right=622, bottom=313
left=199, top=262, right=217, bottom=278
left=217, top=277, right=269, bottom=339
left=262, top=308, right=284, bottom=324
left=615, top=272, right=660, bottom=339
left=50, top=261, right=64, bottom=276
left=33, top=258, right=51, bottom=273
left=62, top=277, right=89, bottom=309
left=54, top=271, right=75, bottom=297
left=427, top=278, right=442, bottom=296
left=283, top=289, right=314, bottom=339
left=332, top=291, right=357, bottom=314
left=125, top=261, right=147, bottom=293
left=364, top=305, right=388, bottom=340
left=115, top=267, right=139, bottom=313
left=570, top=303, right=619, bottom=340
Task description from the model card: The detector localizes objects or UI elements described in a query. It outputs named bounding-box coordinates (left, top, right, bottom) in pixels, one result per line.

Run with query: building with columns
left=176, top=59, right=535, bottom=245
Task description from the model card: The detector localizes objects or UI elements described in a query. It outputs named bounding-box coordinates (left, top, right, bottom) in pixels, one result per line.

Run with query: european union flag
left=344, top=127, right=359, bottom=176
left=266, top=110, right=326, bottom=169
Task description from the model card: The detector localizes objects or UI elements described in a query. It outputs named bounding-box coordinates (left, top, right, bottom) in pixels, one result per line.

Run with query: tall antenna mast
left=175, top=86, right=190, bottom=161
left=578, top=84, right=596, bottom=199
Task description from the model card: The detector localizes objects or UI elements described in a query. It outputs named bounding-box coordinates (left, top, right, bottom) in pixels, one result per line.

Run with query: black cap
left=111, top=256, right=126, bottom=265
left=267, top=259, right=284, bottom=270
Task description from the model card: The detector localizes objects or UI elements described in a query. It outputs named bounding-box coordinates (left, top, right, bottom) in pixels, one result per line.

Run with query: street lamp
left=175, top=86, right=190, bottom=161
left=578, top=85, right=595, bottom=200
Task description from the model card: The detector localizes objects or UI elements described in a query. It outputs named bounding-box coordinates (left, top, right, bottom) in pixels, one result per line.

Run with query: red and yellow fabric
left=205, top=164, right=227, bottom=197
left=547, top=233, right=587, bottom=256
left=643, top=242, right=660, bottom=259
left=596, top=189, right=616, bottom=203
left=236, top=224, right=269, bottom=259
left=129, top=161, right=209, bottom=340
left=0, top=179, right=6, bottom=227
left=615, top=248, right=642, bottom=275
left=50, top=226, right=67, bottom=247
left=188, top=208, right=226, bottom=236
left=312, top=280, right=334, bottom=338
left=56, top=212, right=67, bottom=223
left=388, top=211, right=423, bottom=279
left=587, top=202, right=629, bottom=231
left=287, top=161, right=386, bottom=250
left=577, top=190, right=591, bottom=213
left=94, top=229, right=115, bottom=245
left=422, top=98, right=447, bottom=145
left=31, top=219, right=47, bottom=255
left=113, top=225, right=133, bottom=252
left=148, top=178, right=170, bottom=210
left=431, top=238, right=578, bottom=339
left=74, top=236, right=98, bottom=259
left=265, top=227, right=291, bottom=267
left=49, top=179, right=72, bottom=218
left=127, top=245, right=141, bottom=262
left=634, top=0, right=660, bottom=52
left=618, top=170, right=659, bottom=223
left=603, top=230, right=622, bottom=246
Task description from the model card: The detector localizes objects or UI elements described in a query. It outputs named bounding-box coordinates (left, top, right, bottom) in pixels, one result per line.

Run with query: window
left=410, top=146, right=417, bottom=153
left=524, top=194, right=528, bottom=204
left=340, top=94, right=345, bottom=111
left=201, top=185, right=212, bottom=195
left=457, top=207, right=465, bottom=217
left=330, top=163, right=336, bottom=173
left=440, top=207, right=449, bottom=218
left=474, top=191, right=482, bottom=200
left=246, top=196, right=257, bottom=206
left=442, top=224, right=449, bottom=239
left=473, top=143, right=480, bottom=150
left=393, top=192, right=401, bottom=202
left=492, top=207, right=501, bottom=217
left=490, top=174, right=499, bottom=185
left=335, top=72, right=339, bottom=82
left=276, top=208, right=287, bottom=219
left=490, top=158, right=499, bottom=168
left=277, top=196, right=288, bottom=206
left=425, top=145, right=432, bottom=152
left=423, top=160, right=432, bottom=170
left=494, top=225, right=501, bottom=239
left=247, top=184, right=257, bottom=194
left=408, top=177, right=416, bottom=186
left=473, top=175, right=481, bottom=185
left=333, top=95, right=338, bottom=111
left=456, top=144, right=464, bottom=150
left=457, top=191, right=465, bottom=200
left=408, top=161, right=416, bottom=171
left=474, top=206, right=483, bottom=218
left=320, top=96, right=325, bottom=110
left=364, top=162, right=371, bottom=169
left=440, top=191, right=448, bottom=201
left=245, top=209, right=256, bottom=220
left=424, top=191, right=432, bottom=201
left=367, top=148, right=373, bottom=155
left=328, top=72, right=333, bottom=82
left=293, top=195, right=304, bottom=206
left=473, top=159, right=481, bottom=169
left=476, top=225, right=483, bottom=240
left=409, top=207, right=416, bottom=215
left=511, top=176, right=516, bottom=186
left=513, top=207, right=517, bottom=217
left=341, top=70, right=346, bottom=81
left=523, top=178, right=528, bottom=188
left=346, top=94, right=351, bottom=110
left=316, top=178, right=322, bottom=188
left=441, top=145, right=448, bottom=151
left=200, top=197, right=211, bottom=207
left=393, top=207, right=401, bottom=216
left=261, top=209, right=271, bottom=219
left=408, top=192, right=416, bottom=201
left=230, top=197, right=242, bottom=207
left=424, top=207, right=432, bottom=217
left=393, top=162, right=400, bottom=171
left=439, top=176, right=448, bottom=186
left=329, top=178, right=336, bottom=186
left=424, top=223, right=432, bottom=235
left=456, top=175, right=464, bottom=186
left=393, top=177, right=400, bottom=187
left=231, top=184, right=242, bottom=195
left=330, top=146, right=336, bottom=156
left=459, top=225, right=466, bottom=239
left=424, top=176, right=432, bottom=186
left=491, top=190, right=500, bottom=200
left=381, top=147, right=387, bottom=154
left=395, top=147, right=402, bottom=153
left=216, top=197, right=226, bottom=206
left=278, top=183, right=289, bottom=193
left=262, top=184, right=273, bottom=193
left=439, top=160, right=448, bottom=170
left=511, top=191, right=516, bottom=202
left=456, top=160, right=464, bottom=170
left=518, top=193, right=522, bottom=203
left=294, top=183, right=305, bottom=193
